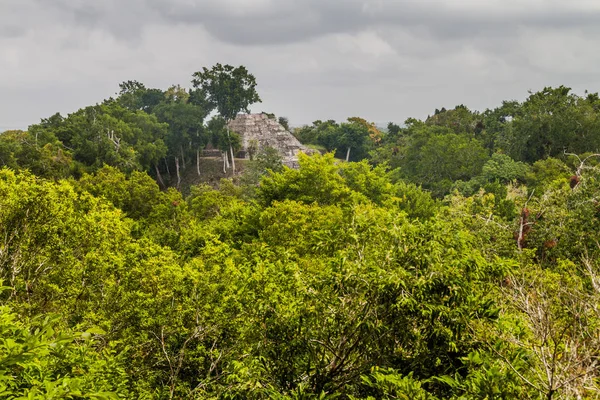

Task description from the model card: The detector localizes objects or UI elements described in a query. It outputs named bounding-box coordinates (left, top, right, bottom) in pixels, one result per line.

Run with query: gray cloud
left=1, top=0, right=600, bottom=129
left=0, top=24, right=25, bottom=39
left=146, top=0, right=600, bottom=46
left=9, top=0, right=598, bottom=46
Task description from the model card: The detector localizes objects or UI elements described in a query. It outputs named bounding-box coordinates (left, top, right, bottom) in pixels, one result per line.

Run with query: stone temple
left=228, top=113, right=315, bottom=168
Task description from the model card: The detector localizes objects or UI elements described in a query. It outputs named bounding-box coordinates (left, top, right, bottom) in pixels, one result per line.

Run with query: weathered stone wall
left=228, top=113, right=315, bottom=168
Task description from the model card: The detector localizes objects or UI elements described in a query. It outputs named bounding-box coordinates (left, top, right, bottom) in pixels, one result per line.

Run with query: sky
left=2, top=0, right=600, bottom=130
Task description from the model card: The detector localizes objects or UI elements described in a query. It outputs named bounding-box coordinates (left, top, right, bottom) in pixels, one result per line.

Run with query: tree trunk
left=346, top=147, right=351, bottom=162
left=164, top=157, right=171, bottom=176
left=226, top=126, right=236, bottom=173
left=154, top=163, right=165, bottom=188
left=180, top=146, right=186, bottom=170
left=517, top=214, right=525, bottom=251
left=222, top=152, right=227, bottom=174
left=229, top=144, right=236, bottom=174
left=175, top=157, right=181, bottom=189
left=196, top=149, right=201, bottom=176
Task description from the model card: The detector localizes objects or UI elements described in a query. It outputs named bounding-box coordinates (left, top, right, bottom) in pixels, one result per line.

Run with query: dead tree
left=495, top=272, right=600, bottom=399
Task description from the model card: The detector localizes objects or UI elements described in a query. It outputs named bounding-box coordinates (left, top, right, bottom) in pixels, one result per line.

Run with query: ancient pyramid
left=228, top=113, right=315, bottom=168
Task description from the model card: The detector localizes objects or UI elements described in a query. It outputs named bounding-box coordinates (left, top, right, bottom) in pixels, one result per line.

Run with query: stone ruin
left=227, top=113, right=316, bottom=168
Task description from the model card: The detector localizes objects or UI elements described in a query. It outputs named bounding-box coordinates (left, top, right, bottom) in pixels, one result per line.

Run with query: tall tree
left=117, top=80, right=164, bottom=113
left=153, top=88, right=209, bottom=187
left=496, top=86, right=600, bottom=162
left=191, top=64, right=261, bottom=173
left=207, top=116, right=241, bottom=174
left=344, top=117, right=381, bottom=161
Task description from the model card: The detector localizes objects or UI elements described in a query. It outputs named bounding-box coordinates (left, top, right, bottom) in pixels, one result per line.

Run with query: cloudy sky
left=2, top=0, right=600, bottom=130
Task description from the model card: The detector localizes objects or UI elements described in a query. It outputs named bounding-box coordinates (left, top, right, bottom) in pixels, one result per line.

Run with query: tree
left=0, top=130, right=73, bottom=179
left=293, top=120, right=339, bottom=153
left=207, top=116, right=238, bottom=174
left=498, top=87, right=600, bottom=162
left=192, top=64, right=262, bottom=173
left=26, top=102, right=170, bottom=180
left=480, top=153, right=530, bottom=184
left=113, top=103, right=169, bottom=186
left=153, top=92, right=209, bottom=187
left=482, top=100, right=521, bottom=153
left=492, top=267, right=600, bottom=399
left=239, top=146, right=283, bottom=194
left=258, top=152, right=355, bottom=207
left=425, top=104, right=482, bottom=135
left=117, top=80, right=164, bottom=113
left=278, top=116, right=290, bottom=131
left=399, top=126, right=489, bottom=196
left=79, top=165, right=166, bottom=219
left=344, top=117, right=382, bottom=161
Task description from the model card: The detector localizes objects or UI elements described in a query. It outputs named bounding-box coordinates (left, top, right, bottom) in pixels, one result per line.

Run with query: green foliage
left=481, top=153, right=530, bottom=184
left=398, top=127, right=489, bottom=196
left=6, top=77, right=600, bottom=399
left=521, top=161, right=600, bottom=263
left=0, top=302, right=130, bottom=399
left=392, top=180, right=438, bottom=220
left=525, top=157, right=571, bottom=192
left=188, top=180, right=243, bottom=220
left=453, top=154, right=529, bottom=216
left=28, top=102, right=168, bottom=175
left=503, top=86, right=600, bottom=162
left=426, top=104, right=483, bottom=135
left=79, top=165, right=165, bottom=219
left=192, top=63, right=261, bottom=122
left=258, top=152, right=356, bottom=206
left=292, top=118, right=379, bottom=162
left=258, top=200, right=346, bottom=256
left=338, top=160, right=438, bottom=219
left=239, top=146, right=284, bottom=192
left=153, top=95, right=208, bottom=153
left=435, top=350, right=529, bottom=399
left=0, top=130, right=73, bottom=179
left=278, top=116, right=290, bottom=131
left=339, top=161, right=393, bottom=205
left=354, top=369, right=438, bottom=400
left=117, top=80, right=164, bottom=113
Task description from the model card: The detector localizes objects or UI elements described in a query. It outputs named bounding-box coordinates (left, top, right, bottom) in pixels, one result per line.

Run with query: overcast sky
left=2, top=0, right=600, bottom=130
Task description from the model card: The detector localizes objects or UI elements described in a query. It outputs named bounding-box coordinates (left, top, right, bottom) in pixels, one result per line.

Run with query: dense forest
left=2, top=64, right=600, bottom=399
